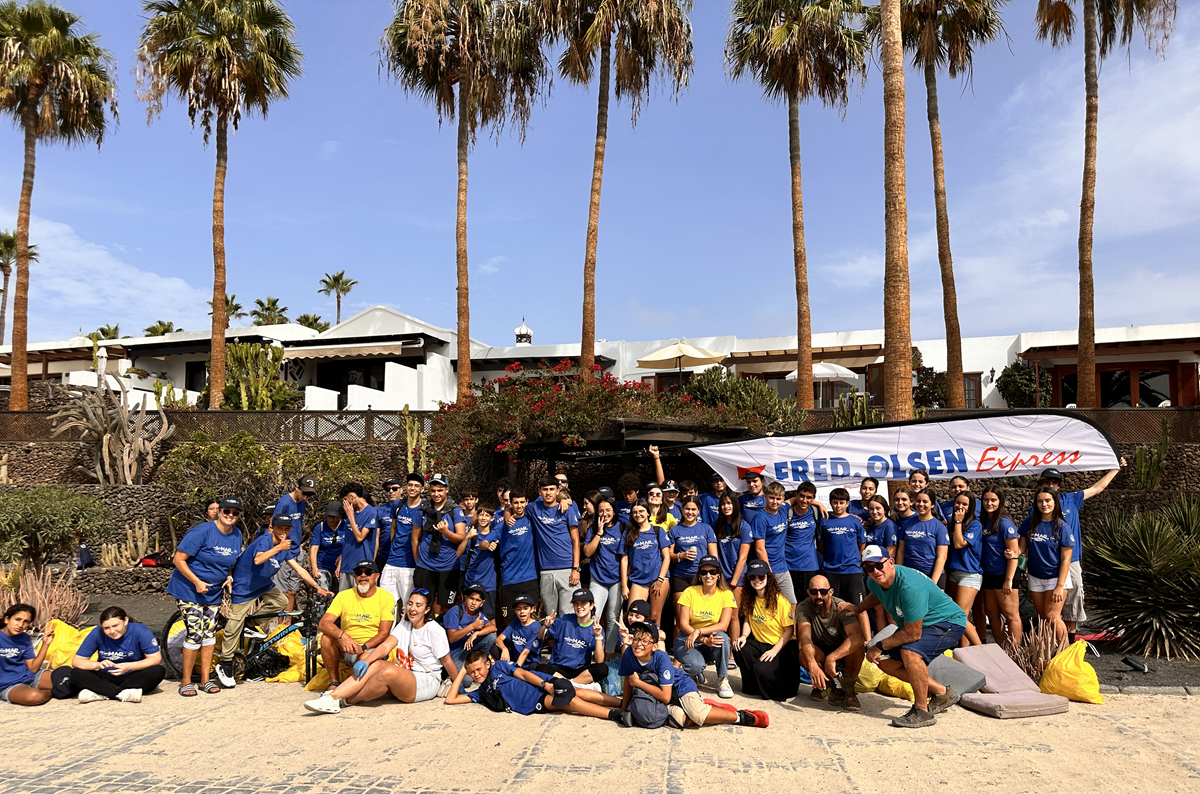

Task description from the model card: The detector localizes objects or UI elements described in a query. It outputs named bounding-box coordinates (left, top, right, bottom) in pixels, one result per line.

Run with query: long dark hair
left=99, top=606, right=139, bottom=624
left=678, top=495, right=703, bottom=525
left=738, top=571, right=781, bottom=622
left=2, top=603, right=35, bottom=630
left=577, top=489, right=602, bottom=536
left=1032, top=488, right=1066, bottom=540
left=913, top=490, right=946, bottom=526
left=981, top=488, right=1008, bottom=535
left=624, top=499, right=654, bottom=553
left=864, top=495, right=890, bottom=528
left=713, top=493, right=742, bottom=541
left=591, top=497, right=618, bottom=538
left=891, top=487, right=915, bottom=521
left=950, top=492, right=977, bottom=530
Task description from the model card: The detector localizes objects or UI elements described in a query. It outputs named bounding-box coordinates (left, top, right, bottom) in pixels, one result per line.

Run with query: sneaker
left=717, top=678, right=734, bottom=699
left=809, top=687, right=825, bottom=702
left=608, top=709, right=634, bottom=728
left=891, top=705, right=937, bottom=728
left=77, top=689, right=106, bottom=704
left=928, top=686, right=960, bottom=715
left=116, top=688, right=142, bottom=703
left=843, top=688, right=861, bottom=712
left=303, top=694, right=343, bottom=715
left=215, top=661, right=237, bottom=689
left=739, top=709, right=770, bottom=728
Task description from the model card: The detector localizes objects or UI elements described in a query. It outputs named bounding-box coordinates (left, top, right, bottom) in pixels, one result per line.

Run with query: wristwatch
left=572, top=566, right=581, bottom=572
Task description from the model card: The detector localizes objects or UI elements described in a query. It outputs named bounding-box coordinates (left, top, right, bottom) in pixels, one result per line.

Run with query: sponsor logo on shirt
left=213, top=545, right=238, bottom=557
left=564, top=636, right=589, bottom=650
left=825, top=626, right=838, bottom=636
left=896, top=606, right=905, bottom=618
left=508, top=526, right=530, bottom=537
left=826, top=526, right=856, bottom=537
left=0, top=647, right=23, bottom=660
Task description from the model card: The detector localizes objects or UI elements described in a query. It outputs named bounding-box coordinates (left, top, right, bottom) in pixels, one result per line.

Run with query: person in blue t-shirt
left=583, top=498, right=625, bottom=654
left=713, top=494, right=752, bottom=599
left=531, top=589, right=608, bottom=685
left=338, top=483, right=384, bottom=591
left=413, top=474, right=466, bottom=616
left=818, top=488, right=869, bottom=604
left=667, top=496, right=718, bottom=600
left=525, top=477, right=581, bottom=617
left=615, top=472, right=641, bottom=526
left=863, top=496, right=899, bottom=559
left=167, top=496, right=244, bottom=696
left=699, top=472, right=728, bottom=529
left=784, top=482, right=822, bottom=598
left=498, top=493, right=540, bottom=624
left=457, top=505, right=500, bottom=619
left=751, top=483, right=796, bottom=605
left=848, top=477, right=878, bottom=522
left=738, top=472, right=767, bottom=524
left=447, top=648, right=632, bottom=725
left=310, top=501, right=346, bottom=594
left=1021, top=489, right=1077, bottom=644
left=381, top=473, right=426, bottom=610
left=69, top=606, right=165, bottom=702
left=494, top=594, right=544, bottom=665
left=270, top=475, right=317, bottom=613
left=938, top=476, right=982, bottom=525
left=946, top=492, right=984, bottom=646
left=620, top=501, right=671, bottom=623
left=377, top=477, right=405, bottom=570
left=979, top=488, right=1023, bottom=649
left=0, top=604, right=53, bottom=706
left=443, top=584, right=497, bottom=672
left=897, top=492, right=949, bottom=587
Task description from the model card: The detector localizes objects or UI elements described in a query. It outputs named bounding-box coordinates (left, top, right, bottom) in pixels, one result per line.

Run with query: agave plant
left=1087, top=496, right=1200, bottom=660
left=1005, top=619, right=1065, bottom=683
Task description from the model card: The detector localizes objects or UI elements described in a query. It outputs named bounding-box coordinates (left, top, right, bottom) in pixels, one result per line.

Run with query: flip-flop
left=178, top=684, right=198, bottom=697
left=200, top=680, right=221, bottom=694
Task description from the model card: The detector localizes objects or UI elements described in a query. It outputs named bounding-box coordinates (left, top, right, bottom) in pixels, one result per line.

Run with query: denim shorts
left=0, top=670, right=47, bottom=703
left=889, top=621, right=965, bottom=664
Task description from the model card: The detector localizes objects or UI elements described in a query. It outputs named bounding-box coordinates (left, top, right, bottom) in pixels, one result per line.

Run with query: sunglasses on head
left=862, top=561, right=887, bottom=574
left=807, top=587, right=833, bottom=596
left=555, top=478, right=568, bottom=484
left=411, top=588, right=431, bottom=597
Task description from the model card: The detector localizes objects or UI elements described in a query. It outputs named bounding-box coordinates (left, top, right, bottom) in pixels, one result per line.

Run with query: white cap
left=861, top=545, right=888, bottom=564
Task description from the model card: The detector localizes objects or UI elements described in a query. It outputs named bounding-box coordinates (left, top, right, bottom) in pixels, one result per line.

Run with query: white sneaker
left=718, top=677, right=734, bottom=699
left=578, top=682, right=603, bottom=692
left=215, top=662, right=237, bottom=689
left=78, top=689, right=106, bottom=703
left=303, top=694, right=342, bottom=714
left=116, top=688, right=142, bottom=703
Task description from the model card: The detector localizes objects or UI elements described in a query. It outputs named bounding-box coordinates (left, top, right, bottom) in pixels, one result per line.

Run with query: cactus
left=98, top=519, right=159, bottom=567
left=152, top=378, right=190, bottom=409
left=1134, top=416, right=1171, bottom=491
left=0, top=453, right=10, bottom=485
left=226, top=342, right=287, bottom=410
left=402, top=405, right=429, bottom=476
left=833, top=388, right=882, bottom=428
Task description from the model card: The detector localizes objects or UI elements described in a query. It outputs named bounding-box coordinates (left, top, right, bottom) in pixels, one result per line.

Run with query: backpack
left=76, top=544, right=95, bottom=571
left=139, top=551, right=171, bottom=568
left=421, top=498, right=458, bottom=557
left=627, top=669, right=668, bottom=728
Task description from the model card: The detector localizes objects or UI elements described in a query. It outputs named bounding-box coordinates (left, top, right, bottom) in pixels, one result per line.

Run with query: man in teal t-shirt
left=841, top=545, right=965, bottom=729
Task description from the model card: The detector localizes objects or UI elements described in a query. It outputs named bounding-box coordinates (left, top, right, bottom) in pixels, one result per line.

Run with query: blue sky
left=3, top=0, right=1198, bottom=348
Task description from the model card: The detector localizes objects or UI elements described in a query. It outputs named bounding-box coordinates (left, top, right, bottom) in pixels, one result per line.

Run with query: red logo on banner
left=737, top=465, right=766, bottom=480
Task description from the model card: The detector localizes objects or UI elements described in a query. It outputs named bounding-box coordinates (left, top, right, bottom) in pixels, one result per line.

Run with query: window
left=1100, top=370, right=1133, bottom=408
left=1052, top=363, right=1177, bottom=407
left=185, top=360, right=207, bottom=394
left=1139, top=370, right=1170, bottom=407
left=642, top=372, right=693, bottom=393
left=1061, top=373, right=1077, bottom=407
left=866, top=364, right=883, bottom=406
left=963, top=373, right=982, bottom=408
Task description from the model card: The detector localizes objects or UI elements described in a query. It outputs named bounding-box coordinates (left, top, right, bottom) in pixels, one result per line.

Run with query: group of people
left=1, top=452, right=1120, bottom=730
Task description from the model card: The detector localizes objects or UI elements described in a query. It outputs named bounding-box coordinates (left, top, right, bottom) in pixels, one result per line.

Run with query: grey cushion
left=928, top=653, right=987, bottom=695
left=953, top=643, right=1039, bottom=693
left=960, top=690, right=1070, bottom=719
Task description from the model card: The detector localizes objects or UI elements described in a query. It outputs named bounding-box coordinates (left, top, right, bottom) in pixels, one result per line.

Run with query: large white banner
left=691, top=411, right=1120, bottom=487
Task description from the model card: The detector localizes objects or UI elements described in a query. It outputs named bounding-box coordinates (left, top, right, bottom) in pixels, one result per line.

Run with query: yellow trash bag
left=1040, top=640, right=1104, bottom=704
left=876, top=673, right=915, bottom=701
left=39, top=620, right=97, bottom=669
left=266, top=625, right=307, bottom=684
left=855, top=660, right=885, bottom=693
left=164, top=620, right=224, bottom=675
left=302, top=634, right=397, bottom=691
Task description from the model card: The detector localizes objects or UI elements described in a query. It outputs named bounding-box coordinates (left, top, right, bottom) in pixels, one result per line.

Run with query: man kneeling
left=839, top=546, right=965, bottom=728
left=446, top=648, right=633, bottom=726
left=796, top=574, right=864, bottom=711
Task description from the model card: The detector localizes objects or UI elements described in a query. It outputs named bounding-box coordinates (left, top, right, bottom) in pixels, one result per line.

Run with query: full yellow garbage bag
left=876, top=673, right=915, bottom=701
left=855, top=660, right=885, bottom=693
left=39, top=620, right=97, bottom=669
left=266, top=625, right=307, bottom=684
left=1040, top=641, right=1104, bottom=704
left=302, top=635, right=397, bottom=690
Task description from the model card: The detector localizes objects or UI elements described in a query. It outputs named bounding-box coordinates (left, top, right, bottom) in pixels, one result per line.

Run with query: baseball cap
left=405, top=472, right=425, bottom=484
left=513, top=594, right=537, bottom=607
left=746, top=559, right=770, bottom=577
left=462, top=583, right=487, bottom=597
left=742, top=470, right=764, bottom=481
left=630, top=621, right=660, bottom=643
left=428, top=473, right=449, bottom=487
left=1039, top=467, right=1064, bottom=481
left=627, top=599, right=652, bottom=619
left=596, top=486, right=615, bottom=500
left=571, top=588, right=594, bottom=603
left=297, top=476, right=317, bottom=495
left=697, top=555, right=720, bottom=572
left=324, top=501, right=342, bottom=517
left=549, top=677, right=576, bottom=708
left=662, top=480, right=680, bottom=493
left=383, top=477, right=403, bottom=488
left=709, top=471, right=724, bottom=482
left=218, top=497, right=243, bottom=511
left=352, top=560, right=379, bottom=574
left=861, top=545, right=889, bottom=564
left=270, top=513, right=293, bottom=527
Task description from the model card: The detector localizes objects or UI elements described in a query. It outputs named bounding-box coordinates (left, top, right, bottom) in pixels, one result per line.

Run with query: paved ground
left=4, top=674, right=1197, bottom=794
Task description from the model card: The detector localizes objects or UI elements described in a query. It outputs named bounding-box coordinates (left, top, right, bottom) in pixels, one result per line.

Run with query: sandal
left=200, top=680, right=221, bottom=694
left=178, top=684, right=198, bottom=697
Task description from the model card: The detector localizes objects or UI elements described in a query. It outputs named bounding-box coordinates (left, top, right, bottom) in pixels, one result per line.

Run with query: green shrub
left=995, top=361, right=1053, bottom=408
left=683, top=366, right=806, bottom=435
left=1088, top=496, right=1200, bottom=659
left=0, top=487, right=110, bottom=569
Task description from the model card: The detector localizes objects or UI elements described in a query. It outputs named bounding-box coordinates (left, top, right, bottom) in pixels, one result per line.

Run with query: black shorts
left=670, top=576, right=693, bottom=594
left=530, top=661, right=609, bottom=685
left=414, top=567, right=460, bottom=607
left=790, top=570, right=821, bottom=595
left=982, top=572, right=1008, bottom=591
left=824, top=572, right=865, bottom=604
left=500, top=579, right=540, bottom=619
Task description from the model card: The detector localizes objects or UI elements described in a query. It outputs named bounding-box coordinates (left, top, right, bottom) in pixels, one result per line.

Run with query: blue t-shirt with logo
left=1026, top=520, right=1076, bottom=580
left=526, top=498, right=580, bottom=571
left=386, top=500, right=423, bottom=569
left=948, top=518, right=984, bottom=575
left=442, top=604, right=489, bottom=654
left=785, top=506, right=820, bottom=572
left=848, top=499, right=871, bottom=522
left=500, top=618, right=543, bottom=662
left=377, top=498, right=401, bottom=564
left=751, top=509, right=788, bottom=574
left=1021, top=490, right=1085, bottom=563
left=899, top=517, right=949, bottom=578
left=668, top=522, right=717, bottom=580
left=981, top=516, right=1020, bottom=576
left=615, top=500, right=632, bottom=525
left=698, top=493, right=723, bottom=528
left=498, top=515, right=538, bottom=584
left=271, top=493, right=308, bottom=562
left=547, top=615, right=600, bottom=669
left=342, top=505, right=383, bottom=571
left=467, top=659, right=550, bottom=715
left=624, top=527, right=670, bottom=586
left=463, top=528, right=499, bottom=592
left=76, top=621, right=159, bottom=664
left=230, top=531, right=286, bottom=603
left=586, top=524, right=624, bottom=587
left=739, top=492, right=766, bottom=524
left=667, top=503, right=682, bottom=521
left=167, top=521, right=243, bottom=605
left=0, top=631, right=35, bottom=688
left=866, top=518, right=899, bottom=551
left=618, top=646, right=698, bottom=696
left=417, top=505, right=464, bottom=572
left=820, top=515, right=868, bottom=575
left=314, top=518, right=345, bottom=571
left=715, top=520, right=753, bottom=583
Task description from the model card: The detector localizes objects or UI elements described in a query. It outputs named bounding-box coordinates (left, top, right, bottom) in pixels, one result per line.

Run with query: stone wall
left=0, top=441, right=96, bottom=484
left=0, top=380, right=73, bottom=411
left=76, top=565, right=173, bottom=596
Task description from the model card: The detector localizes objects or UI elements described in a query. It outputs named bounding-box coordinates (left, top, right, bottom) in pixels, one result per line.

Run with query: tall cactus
left=226, top=342, right=287, bottom=410
left=402, top=405, right=429, bottom=476
left=1134, top=416, right=1171, bottom=491
left=834, top=388, right=882, bottom=428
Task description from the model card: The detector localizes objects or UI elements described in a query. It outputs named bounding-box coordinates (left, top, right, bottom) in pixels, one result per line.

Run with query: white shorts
left=411, top=669, right=442, bottom=703
left=667, top=690, right=712, bottom=728
left=1028, top=574, right=1073, bottom=593
left=380, top=565, right=416, bottom=609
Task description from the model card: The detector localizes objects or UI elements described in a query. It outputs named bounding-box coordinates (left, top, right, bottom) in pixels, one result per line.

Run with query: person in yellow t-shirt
left=674, top=556, right=737, bottom=698
left=317, top=561, right=396, bottom=688
left=732, top=559, right=801, bottom=700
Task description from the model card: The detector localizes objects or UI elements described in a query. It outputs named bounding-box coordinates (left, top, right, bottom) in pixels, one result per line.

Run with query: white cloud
left=478, top=255, right=507, bottom=275
left=319, top=140, right=340, bottom=160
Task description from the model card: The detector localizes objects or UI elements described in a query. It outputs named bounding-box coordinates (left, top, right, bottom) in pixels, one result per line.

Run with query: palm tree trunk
left=336, top=293, right=341, bottom=325
left=925, top=61, right=964, bottom=409
left=455, top=75, right=473, bottom=401
left=9, top=98, right=41, bottom=412
left=1075, top=0, right=1099, bottom=409
left=789, top=88, right=814, bottom=411
left=0, top=266, right=9, bottom=347
left=579, top=38, right=612, bottom=385
left=881, top=0, right=912, bottom=422
left=208, top=114, right=229, bottom=410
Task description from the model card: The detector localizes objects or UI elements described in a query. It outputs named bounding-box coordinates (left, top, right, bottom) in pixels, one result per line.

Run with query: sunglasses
left=354, top=570, right=374, bottom=577
left=220, top=509, right=241, bottom=516
left=807, top=587, right=833, bottom=596
left=555, top=478, right=569, bottom=485
left=386, top=485, right=402, bottom=492
left=699, top=569, right=719, bottom=577
left=748, top=574, right=767, bottom=581
left=862, top=562, right=887, bottom=574
left=411, top=588, right=431, bottom=597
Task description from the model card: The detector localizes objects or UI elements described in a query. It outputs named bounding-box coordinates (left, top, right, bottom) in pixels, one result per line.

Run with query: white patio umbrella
left=637, top=342, right=725, bottom=383
left=785, top=361, right=859, bottom=383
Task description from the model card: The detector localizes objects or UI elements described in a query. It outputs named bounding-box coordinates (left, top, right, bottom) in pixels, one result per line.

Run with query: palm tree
left=727, top=0, right=867, bottom=411
left=897, top=0, right=1005, bottom=408
left=381, top=0, right=548, bottom=401
left=1035, top=0, right=1176, bottom=408
left=94, top=324, right=121, bottom=340
left=552, top=1, right=693, bottom=383
left=250, top=296, right=288, bottom=325
left=317, top=270, right=357, bottom=324
left=0, top=1, right=117, bottom=411
left=208, top=293, right=247, bottom=328
left=0, top=230, right=37, bottom=346
left=295, top=313, right=329, bottom=332
left=880, top=0, right=913, bottom=421
left=137, top=0, right=303, bottom=409
left=144, top=319, right=182, bottom=336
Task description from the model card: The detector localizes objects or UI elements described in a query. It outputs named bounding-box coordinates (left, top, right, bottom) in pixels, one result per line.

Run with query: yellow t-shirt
left=750, top=593, right=793, bottom=646
left=651, top=513, right=678, bottom=532
left=679, top=585, right=736, bottom=630
left=325, top=587, right=396, bottom=644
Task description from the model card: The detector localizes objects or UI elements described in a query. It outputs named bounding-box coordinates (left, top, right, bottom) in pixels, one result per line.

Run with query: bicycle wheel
left=160, top=610, right=184, bottom=680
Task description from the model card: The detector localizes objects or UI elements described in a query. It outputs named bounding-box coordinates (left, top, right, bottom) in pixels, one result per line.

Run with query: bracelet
left=657, top=576, right=669, bottom=583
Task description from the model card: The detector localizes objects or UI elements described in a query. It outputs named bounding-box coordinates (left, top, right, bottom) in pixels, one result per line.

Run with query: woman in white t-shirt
left=304, top=589, right=456, bottom=714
